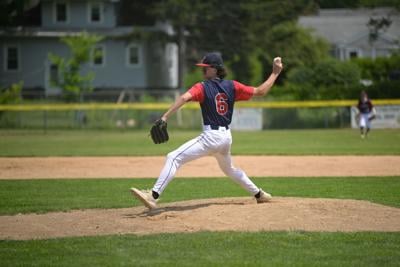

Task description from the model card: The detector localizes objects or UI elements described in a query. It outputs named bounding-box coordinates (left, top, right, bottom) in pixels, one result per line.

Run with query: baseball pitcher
left=131, top=52, right=283, bottom=209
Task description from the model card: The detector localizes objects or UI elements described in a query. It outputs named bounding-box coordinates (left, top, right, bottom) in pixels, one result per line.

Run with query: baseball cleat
left=130, top=188, right=158, bottom=209
left=256, top=189, right=272, bottom=203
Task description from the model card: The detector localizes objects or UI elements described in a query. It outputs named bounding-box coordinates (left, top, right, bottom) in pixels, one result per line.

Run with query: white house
left=299, top=7, right=400, bottom=60
left=0, top=0, right=179, bottom=95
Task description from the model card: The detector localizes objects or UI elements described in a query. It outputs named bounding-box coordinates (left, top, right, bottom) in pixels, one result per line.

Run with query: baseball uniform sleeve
left=233, top=80, right=255, bottom=101
left=188, top=82, right=205, bottom=103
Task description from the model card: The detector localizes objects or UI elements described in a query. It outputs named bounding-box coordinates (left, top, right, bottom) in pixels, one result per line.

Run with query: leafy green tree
left=152, top=0, right=317, bottom=84
left=352, top=55, right=400, bottom=81
left=0, top=82, right=22, bottom=119
left=0, top=82, right=22, bottom=104
left=260, top=21, right=330, bottom=76
left=313, top=59, right=361, bottom=88
left=318, top=0, right=400, bottom=9
left=0, top=0, right=26, bottom=26
left=278, top=59, right=361, bottom=100
left=48, top=32, right=103, bottom=101
left=193, top=0, right=317, bottom=83
left=152, top=0, right=206, bottom=88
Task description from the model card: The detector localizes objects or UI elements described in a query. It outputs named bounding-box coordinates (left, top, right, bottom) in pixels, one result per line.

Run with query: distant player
left=356, top=90, right=376, bottom=139
left=131, top=52, right=283, bottom=209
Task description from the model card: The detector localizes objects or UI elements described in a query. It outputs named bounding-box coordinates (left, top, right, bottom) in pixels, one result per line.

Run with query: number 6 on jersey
left=215, top=93, right=228, bottom=115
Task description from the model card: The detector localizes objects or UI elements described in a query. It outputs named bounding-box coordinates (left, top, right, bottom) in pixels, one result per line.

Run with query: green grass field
left=0, top=177, right=400, bottom=215
left=0, top=128, right=399, bottom=156
left=1, top=232, right=399, bottom=267
left=1, top=129, right=399, bottom=266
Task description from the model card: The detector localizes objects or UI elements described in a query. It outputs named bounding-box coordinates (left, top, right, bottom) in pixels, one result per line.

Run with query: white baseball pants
left=359, top=113, right=371, bottom=129
left=152, top=126, right=260, bottom=196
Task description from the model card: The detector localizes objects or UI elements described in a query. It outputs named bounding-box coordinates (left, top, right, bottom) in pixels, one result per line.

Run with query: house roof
left=298, top=8, right=400, bottom=45
left=0, top=25, right=168, bottom=38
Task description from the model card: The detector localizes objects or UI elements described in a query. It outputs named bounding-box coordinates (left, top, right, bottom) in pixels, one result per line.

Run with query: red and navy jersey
left=188, top=79, right=254, bottom=126
left=357, top=99, right=373, bottom=114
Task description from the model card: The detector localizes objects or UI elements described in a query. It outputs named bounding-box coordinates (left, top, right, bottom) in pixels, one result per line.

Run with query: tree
left=352, top=55, right=400, bottom=81
left=152, top=0, right=317, bottom=84
left=0, top=0, right=41, bottom=26
left=48, top=32, right=103, bottom=101
left=152, top=0, right=207, bottom=88
left=367, top=16, right=392, bottom=44
left=0, top=82, right=22, bottom=105
left=260, top=21, right=330, bottom=81
left=312, top=59, right=361, bottom=88
left=0, top=82, right=22, bottom=119
left=190, top=0, right=317, bottom=82
left=288, top=59, right=361, bottom=88
left=280, top=59, right=361, bottom=100
left=318, top=0, right=400, bottom=9
left=0, top=0, right=25, bottom=26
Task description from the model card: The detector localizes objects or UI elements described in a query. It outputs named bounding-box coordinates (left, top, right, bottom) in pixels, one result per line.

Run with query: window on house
left=127, top=45, right=140, bottom=66
left=92, top=46, right=104, bottom=66
left=56, top=2, right=68, bottom=22
left=6, top=46, right=19, bottom=71
left=90, top=3, right=102, bottom=22
left=349, top=51, right=358, bottom=58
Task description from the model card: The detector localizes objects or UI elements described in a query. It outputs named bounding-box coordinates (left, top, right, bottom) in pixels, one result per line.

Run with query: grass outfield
left=1, top=232, right=399, bottom=267
left=0, top=177, right=399, bottom=215
left=0, top=129, right=399, bottom=156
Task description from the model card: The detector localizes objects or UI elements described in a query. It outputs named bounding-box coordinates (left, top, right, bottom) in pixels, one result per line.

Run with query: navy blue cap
left=196, top=52, right=224, bottom=68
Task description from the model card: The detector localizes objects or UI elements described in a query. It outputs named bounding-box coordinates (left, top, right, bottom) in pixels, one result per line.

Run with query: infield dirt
left=1, top=156, right=400, bottom=179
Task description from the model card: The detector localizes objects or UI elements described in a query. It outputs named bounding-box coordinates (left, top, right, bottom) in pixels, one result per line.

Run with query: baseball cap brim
left=195, top=63, right=211, bottom=67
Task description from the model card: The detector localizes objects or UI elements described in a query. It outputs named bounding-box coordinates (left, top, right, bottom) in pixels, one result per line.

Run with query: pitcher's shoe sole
left=130, top=188, right=157, bottom=209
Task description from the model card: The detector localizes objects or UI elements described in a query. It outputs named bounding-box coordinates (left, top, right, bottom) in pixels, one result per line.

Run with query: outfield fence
left=1, top=99, right=399, bottom=130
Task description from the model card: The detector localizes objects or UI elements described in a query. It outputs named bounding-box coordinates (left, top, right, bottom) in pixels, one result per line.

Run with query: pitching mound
left=1, top=197, right=400, bottom=240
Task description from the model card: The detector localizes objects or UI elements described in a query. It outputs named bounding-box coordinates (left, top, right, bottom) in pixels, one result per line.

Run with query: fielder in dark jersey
left=131, top=52, right=283, bottom=209
left=356, top=90, right=376, bottom=139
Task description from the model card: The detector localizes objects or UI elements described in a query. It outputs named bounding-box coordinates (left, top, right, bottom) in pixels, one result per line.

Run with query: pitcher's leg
left=214, top=152, right=259, bottom=195
left=153, top=135, right=208, bottom=195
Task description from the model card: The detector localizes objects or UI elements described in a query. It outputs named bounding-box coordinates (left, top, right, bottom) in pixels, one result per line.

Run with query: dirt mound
left=1, top=197, right=399, bottom=240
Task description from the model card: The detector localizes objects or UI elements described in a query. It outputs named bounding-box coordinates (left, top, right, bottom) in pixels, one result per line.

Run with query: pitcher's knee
left=222, top=167, right=243, bottom=179
left=166, top=151, right=184, bottom=166
left=166, top=151, right=175, bottom=160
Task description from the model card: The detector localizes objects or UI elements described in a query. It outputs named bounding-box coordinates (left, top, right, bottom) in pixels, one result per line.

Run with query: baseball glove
left=150, top=119, right=169, bottom=144
left=369, top=114, right=376, bottom=121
